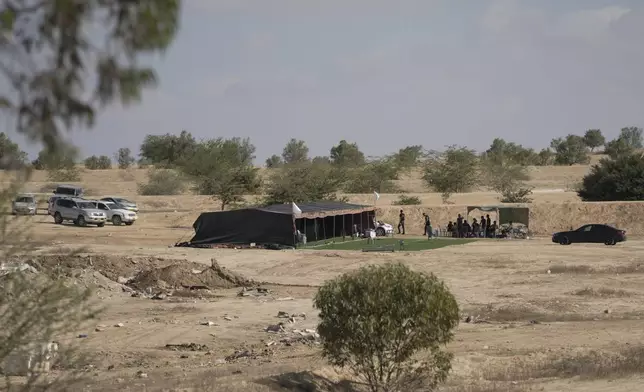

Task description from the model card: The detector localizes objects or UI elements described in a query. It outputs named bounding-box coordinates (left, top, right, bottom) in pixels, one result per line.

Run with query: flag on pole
left=373, top=191, right=380, bottom=201
left=291, top=202, right=302, bottom=215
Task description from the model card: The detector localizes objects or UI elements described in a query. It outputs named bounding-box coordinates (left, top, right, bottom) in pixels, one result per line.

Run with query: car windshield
left=78, top=202, right=96, bottom=209
left=15, top=196, right=34, bottom=203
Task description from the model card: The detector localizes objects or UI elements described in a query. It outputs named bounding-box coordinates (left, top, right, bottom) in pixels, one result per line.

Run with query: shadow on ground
left=257, top=371, right=361, bottom=392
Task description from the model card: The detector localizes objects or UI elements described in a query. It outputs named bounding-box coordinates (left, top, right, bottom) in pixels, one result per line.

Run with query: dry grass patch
left=465, top=304, right=588, bottom=323
left=548, top=263, right=644, bottom=275
left=547, top=264, right=595, bottom=274
left=445, top=383, right=527, bottom=392
left=572, top=287, right=633, bottom=298
left=486, top=346, right=644, bottom=382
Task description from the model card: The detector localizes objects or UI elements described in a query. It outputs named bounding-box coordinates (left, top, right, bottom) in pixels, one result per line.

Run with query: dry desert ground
left=3, top=161, right=644, bottom=391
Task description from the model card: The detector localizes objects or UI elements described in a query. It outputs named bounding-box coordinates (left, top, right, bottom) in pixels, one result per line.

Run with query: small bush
left=314, top=263, right=460, bottom=392
left=83, top=155, right=111, bottom=170
left=137, top=168, right=186, bottom=195
left=393, top=194, right=422, bottom=205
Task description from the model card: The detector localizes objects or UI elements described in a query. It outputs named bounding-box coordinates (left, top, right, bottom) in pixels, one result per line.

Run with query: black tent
left=186, top=201, right=375, bottom=247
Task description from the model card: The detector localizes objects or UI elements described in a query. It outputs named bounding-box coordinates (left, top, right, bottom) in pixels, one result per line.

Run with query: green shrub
left=393, top=194, right=422, bottom=205
left=577, top=153, right=644, bottom=201
left=137, top=168, right=186, bottom=195
left=84, top=155, right=112, bottom=170
left=314, top=263, right=460, bottom=392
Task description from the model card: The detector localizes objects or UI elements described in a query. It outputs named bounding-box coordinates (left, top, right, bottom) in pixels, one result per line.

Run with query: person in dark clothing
left=480, top=215, right=487, bottom=238
left=490, top=220, right=498, bottom=238
left=398, top=209, right=406, bottom=235
left=447, top=221, right=454, bottom=237
left=485, top=214, right=492, bottom=237
left=456, top=214, right=463, bottom=238
left=462, top=220, right=471, bottom=237
left=472, top=218, right=480, bottom=237
left=422, top=213, right=431, bottom=236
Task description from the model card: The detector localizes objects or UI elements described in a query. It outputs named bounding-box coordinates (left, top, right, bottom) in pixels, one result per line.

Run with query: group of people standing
left=395, top=209, right=499, bottom=238
left=447, top=214, right=498, bottom=238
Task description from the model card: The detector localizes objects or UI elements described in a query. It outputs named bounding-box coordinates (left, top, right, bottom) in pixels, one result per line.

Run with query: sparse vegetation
left=115, top=148, right=136, bottom=169
left=393, top=194, right=422, bottom=205
left=314, top=263, right=460, bottom=392
left=572, top=287, right=632, bottom=298
left=137, top=168, right=186, bottom=196
left=84, top=155, right=112, bottom=170
left=487, top=346, right=644, bottom=382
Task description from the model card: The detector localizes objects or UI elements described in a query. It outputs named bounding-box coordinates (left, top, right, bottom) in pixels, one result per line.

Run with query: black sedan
left=552, top=224, right=626, bottom=246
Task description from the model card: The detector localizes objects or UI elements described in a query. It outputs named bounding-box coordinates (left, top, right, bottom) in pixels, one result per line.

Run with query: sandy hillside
left=2, top=212, right=644, bottom=391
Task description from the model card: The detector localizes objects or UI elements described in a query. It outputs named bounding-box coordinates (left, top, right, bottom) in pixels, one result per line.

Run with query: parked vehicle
left=12, top=194, right=37, bottom=215
left=54, top=184, right=84, bottom=197
left=374, top=221, right=394, bottom=236
left=48, top=196, right=62, bottom=215
left=92, top=200, right=138, bottom=226
left=552, top=224, right=626, bottom=246
left=52, top=197, right=107, bottom=227
left=99, top=196, right=138, bottom=212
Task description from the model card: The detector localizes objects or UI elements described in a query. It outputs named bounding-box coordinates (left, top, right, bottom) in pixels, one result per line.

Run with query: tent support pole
left=333, top=215, right=336, bottom=242
left=342, top=214, right=345, bottom=241
left=292, top=214, right=296, bottom=248
left=323, top=217, right=327, bottom=241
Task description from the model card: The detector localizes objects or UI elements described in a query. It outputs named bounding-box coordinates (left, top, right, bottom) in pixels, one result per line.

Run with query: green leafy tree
left=116, top=148, right=136, bottom=169
left=423, top=146, right=479, bottom=194
left=265, top=154, right=283, bottom=168
left=482, top=160, right=533, bottom=203
left=550, top=135, right=590, bottom=165
left=604, top=137, right=634, bottom=159
left=0, top=132, right=28, bottom=169
left=281, top=138, right=309, bottom=164
left=617, top=126, right=643, bottom=149
left=314, top=263, right=459, bottom=392
left=577, top=153, right=644, bottom=201
left=344, top=157, right=400, bottom=193
left=34, top=144, right=82, bottom=181
left=604, top=127, right=644, bottom=159
left=392, top=145, right=424, bottom=169
left=180, top=138, right=261, bottom=210
left=483, top=138, right=537, bottom=166
left=139, top=130, right=197, bottom=167
left=0, top=1, right=180, bottom=153
left=312, top=156, right=331, bottom=165
left=583, top=129, right=605, bottom=152
left=84, top=155, right=111, bottom=170
left=535, top=148, right=554, bottom=166
left=264, top=161, right=344, bottom=204
left=330, top=140, right=366, bottom=167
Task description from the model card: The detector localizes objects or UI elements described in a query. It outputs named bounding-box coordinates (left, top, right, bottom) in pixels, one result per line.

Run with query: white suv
left=52, top=198, right=107, bottom=227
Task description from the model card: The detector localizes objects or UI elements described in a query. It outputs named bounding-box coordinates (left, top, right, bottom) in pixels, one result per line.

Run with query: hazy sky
left=7, top=0, right=644, bottom=161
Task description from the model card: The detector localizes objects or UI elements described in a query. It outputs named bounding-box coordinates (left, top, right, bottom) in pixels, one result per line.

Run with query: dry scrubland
left=4, top=213, right=644, bottom=392
left=2, top=160, right=644, bottom=391
left=5, top=157, right=644, bottom=236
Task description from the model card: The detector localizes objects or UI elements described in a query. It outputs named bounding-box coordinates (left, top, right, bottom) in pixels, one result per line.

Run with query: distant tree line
left=1, top=126, right=642, bottom=204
